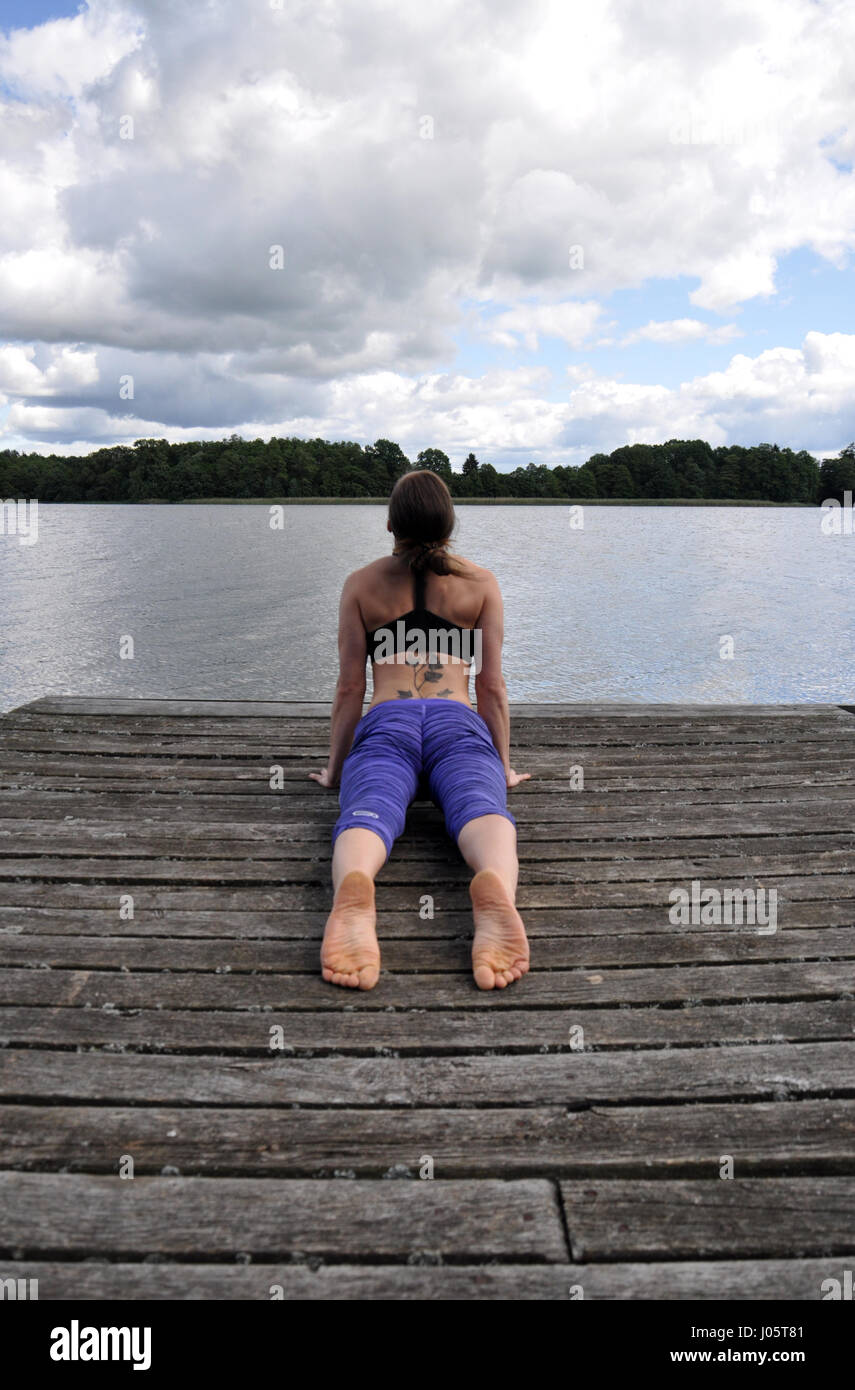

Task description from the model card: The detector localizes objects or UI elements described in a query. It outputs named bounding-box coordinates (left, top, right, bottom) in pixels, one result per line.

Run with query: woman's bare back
left=352, top=554, right=493, bottom=707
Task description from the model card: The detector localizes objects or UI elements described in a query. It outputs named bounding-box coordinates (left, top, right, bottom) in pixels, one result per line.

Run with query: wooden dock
left=1, top=697, right=854, bottom=1300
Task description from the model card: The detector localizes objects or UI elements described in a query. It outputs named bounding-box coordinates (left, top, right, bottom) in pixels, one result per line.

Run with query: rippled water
left=1, top=503, right=853, bottom=710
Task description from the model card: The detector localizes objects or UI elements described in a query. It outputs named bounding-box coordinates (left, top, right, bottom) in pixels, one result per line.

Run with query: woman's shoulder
left=344, top=556, right=396, bottom=585
left=451, top=554, right=498, bottom=586
left=340, top=557, right=403, bottom=607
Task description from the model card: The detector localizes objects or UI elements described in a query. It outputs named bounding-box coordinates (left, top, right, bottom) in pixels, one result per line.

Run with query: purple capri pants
left=332, top=699, right=516, bottom=857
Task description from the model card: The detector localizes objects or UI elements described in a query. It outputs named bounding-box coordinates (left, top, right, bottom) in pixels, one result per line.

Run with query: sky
left=0, top=0, right=854, bottom=471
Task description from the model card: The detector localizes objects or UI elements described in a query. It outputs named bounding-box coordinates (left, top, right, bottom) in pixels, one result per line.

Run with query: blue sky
left=0, top=0, right=854, bottom=468
left=457, top=247, right=852, bottom=394
left=0, top=1, right=83, bottom=30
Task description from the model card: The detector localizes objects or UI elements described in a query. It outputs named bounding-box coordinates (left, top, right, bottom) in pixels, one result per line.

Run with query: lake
left=1, top=503, right=853, bottom=712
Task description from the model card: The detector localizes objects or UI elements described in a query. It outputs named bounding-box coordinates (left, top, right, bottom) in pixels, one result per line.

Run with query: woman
left=309, top=469, right=530, bottom=991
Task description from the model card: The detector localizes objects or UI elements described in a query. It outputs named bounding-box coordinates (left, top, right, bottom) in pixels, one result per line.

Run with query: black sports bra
left=366, top=567, right=474, bottom=664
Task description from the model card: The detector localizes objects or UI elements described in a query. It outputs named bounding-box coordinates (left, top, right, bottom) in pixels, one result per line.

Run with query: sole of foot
left=469, top=867, right=530, bottom=991
left=320, top=869, right=381, bottom=989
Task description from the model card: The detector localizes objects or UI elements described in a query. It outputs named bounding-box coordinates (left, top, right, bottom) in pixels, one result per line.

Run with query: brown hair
left=388, top=470, right=467, bottom=575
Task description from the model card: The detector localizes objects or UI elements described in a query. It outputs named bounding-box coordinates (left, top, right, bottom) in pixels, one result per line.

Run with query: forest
left=1, top=435, right=853, bottom=504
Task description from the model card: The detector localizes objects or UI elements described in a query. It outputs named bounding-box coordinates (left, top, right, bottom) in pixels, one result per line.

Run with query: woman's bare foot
left=469, top=868, right=530, bottom=990
left=321, top=870, right=381, bottom=989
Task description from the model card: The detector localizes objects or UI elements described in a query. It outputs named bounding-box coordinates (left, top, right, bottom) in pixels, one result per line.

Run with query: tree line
left=0, top=434, right=853, bottom=503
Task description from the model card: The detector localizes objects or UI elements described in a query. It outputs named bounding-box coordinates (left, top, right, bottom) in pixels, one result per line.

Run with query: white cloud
left=689, top=249, right=779, bottom=313
left=484, top=301, right=604, bottom=351
left=620, top=319, right=742, bottom=346
left=0, top=2, right=142, bottom=100
left=0, top=344, right=99, bottom=395
left=560, top=331, right=855, bottom=454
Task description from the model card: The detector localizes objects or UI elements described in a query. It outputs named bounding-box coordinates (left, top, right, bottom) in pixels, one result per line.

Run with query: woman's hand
left=506, top=769, right=531, bottom=788
left=309, top=767, right=339, bottom=789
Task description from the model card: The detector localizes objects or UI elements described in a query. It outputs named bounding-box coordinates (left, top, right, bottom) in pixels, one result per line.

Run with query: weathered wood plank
left=1, top=898, right=852, bottom=933
left=2, top=750, right=846, bottom=778
left=2, top=928, right=853, bottom=974
left=3, top=742, right=854, bottom=777
left=6, top=835, right=855, bottom=881
left=14, top=697, right=849, bottom=716
left=5, top=742, right=855, bottom=770
left=6, top=738, right=839, bottom=765
left=6, top=1259, right=847, bottom=1300
left=3, top=779, right=853, bottom=810
left=6, top=712, right=776, bottom=734
left=3, top=788, right=855, bottom=825
left=3, top=1041, right=853, bottom=1107
left=1, top=961, right=851, bottom=1010
left=6, top=1045, right=855, bottom=1106
left=6, top=710, right=850, bottom=739
left=5, top=752, right=855, bottom=795
left=561, top=1179, right=855, bottom=1259
left=0, top=874, right=850, bottom=916
left=1, top=754, right=845, bottom=779
left=1, top=821, right=853, bottom=865
left=10, top=700, right=346, bottom=719
left=0, top=1173, right=567, bottom=1260
left=1, top=857, right=854, bottom=896
left=0, top=882, right=847, bottom=920
left=2, top=1101, right=853, bottom=1175
left=1, top=751, right=847, bottom=777
left=8, top=701, right=848, bottom=719
left=3, top=1000, right=852, bottom=1051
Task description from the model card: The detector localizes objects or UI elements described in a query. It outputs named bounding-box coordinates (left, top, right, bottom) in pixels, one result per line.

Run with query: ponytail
left=392, top=537, right=464, bottom=575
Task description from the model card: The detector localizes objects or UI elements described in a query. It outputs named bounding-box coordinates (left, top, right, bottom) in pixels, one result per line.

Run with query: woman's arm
left=309, top=573, right=367, bottom=787
left=474, top=572, right=530, bottom=787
